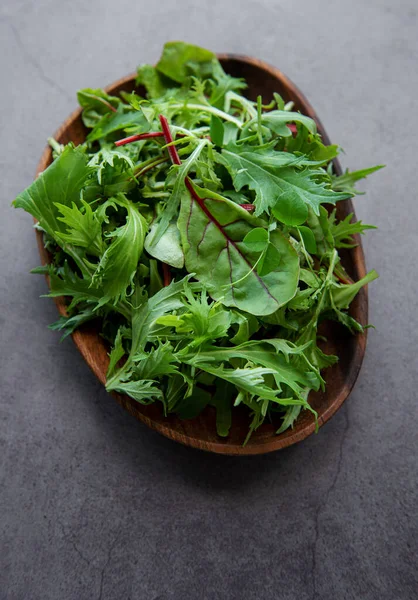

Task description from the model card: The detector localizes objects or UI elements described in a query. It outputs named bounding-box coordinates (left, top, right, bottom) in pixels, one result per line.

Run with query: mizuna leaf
left=182, top=340, right=320, bottom=396
left=130, top=277, right=190, bottom=357
left=177, top=184, right=300, bottom=316
left=13, top=145, right=93, bottom=240
left=329, top=211, right=377, bottom=248
left=106, top=379, right=163, bottom=404
left=55, top=200, right=103, bottom=256
left=93, top=196, right=148, bottom=300
left=41, top=262, right=114, bottom=313
left=107, top=328, right=126, bottom=378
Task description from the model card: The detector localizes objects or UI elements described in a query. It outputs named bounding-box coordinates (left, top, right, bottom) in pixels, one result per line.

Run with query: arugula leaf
left=195, top=364, right=281, bottom=402
left=182, top=340, right=320, bottom=396
left=329, top=210, right=376, bottom=248
left=331, top=165, right=384, bottom=195
left=331, top=270, right=379, bottom=309
left=220, top=145, right=351, bottom=218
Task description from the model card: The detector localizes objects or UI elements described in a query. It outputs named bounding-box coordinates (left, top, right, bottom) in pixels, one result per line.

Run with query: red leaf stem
left=115, top=132, right=164, bottom=147
left=158, top=115, right=182, bottom=165
left=162, top=262, right=171, bottom=287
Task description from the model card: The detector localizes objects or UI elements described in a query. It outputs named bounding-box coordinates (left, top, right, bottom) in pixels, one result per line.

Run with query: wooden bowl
left=35, top=54, right=369, bottom=455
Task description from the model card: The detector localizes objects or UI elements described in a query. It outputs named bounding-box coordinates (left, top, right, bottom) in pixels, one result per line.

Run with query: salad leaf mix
left=13, top=41, right=381, bottom=442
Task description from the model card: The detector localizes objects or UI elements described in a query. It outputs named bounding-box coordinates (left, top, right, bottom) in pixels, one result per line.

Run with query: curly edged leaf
left=181, top=339, right=320, bottom=397
left=328, top=210, right=377, bottom=248
left=130, top=276, right=192, bottom=357
left=156, top=289, right=232, bottom=346
left=331, top=165, right=385, bottom=195
left=55, top=200, right=104, bottom=256
left=93, top=195, right=148, bottom=300
left=36, top=262, right=105, bottom=309
left=177, top=184, right=300, bottom=316
left=220, top=144, right=352, bottom=219
left=13, top=145, right=93, bottom=240
left=106, top=379, right=163, bottom=405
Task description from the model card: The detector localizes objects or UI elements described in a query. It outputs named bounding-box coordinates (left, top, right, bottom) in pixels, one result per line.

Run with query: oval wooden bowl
left=35, top=54, right=369, bottom=455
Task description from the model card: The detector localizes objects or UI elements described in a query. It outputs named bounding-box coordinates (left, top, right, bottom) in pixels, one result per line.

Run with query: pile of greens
left=14, top=41, right=381, bottom=442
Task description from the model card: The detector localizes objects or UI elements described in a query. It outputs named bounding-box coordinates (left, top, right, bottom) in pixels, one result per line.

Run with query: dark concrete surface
left=1, top=1, right=417, bottom=598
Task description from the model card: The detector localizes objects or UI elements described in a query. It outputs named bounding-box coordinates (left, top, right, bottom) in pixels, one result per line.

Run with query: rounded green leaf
left=178, top=186, right=299, bottom=316
left=272, top=192, right=308, bottom=226
left=210, top=115, right=225, bottom=147
left=297, top=226, right=318, bottom=254
left=243, top=227, right=268, bottom=252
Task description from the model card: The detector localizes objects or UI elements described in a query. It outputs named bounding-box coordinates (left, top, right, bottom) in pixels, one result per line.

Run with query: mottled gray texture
left=1, top=0, right=417, bottom=598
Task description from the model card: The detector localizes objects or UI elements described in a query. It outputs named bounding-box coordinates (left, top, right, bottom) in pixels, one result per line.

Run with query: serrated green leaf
left=331, top=165, right=384, bottom=195
left=93, top=196, right=148, bottom=300
left=221, top=145, right=351, bottom=217
left=13, top=145, right=92, bottom=241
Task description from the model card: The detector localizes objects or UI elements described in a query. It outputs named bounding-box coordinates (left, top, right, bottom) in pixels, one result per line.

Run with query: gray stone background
left=1, top=0, right=417, bottom=598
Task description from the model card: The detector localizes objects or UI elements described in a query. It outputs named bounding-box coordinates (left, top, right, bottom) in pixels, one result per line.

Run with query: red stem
left=115, top=132, right=164, bottom=147
left=240, top=204, right=255, bottom=212
left=162, top=262, right=171, bottom=287
left=159, top=115, right=182, bottom=165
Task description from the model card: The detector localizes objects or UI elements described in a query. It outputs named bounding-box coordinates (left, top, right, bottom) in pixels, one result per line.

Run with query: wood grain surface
left=34, top=55, right=369, bottom=455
